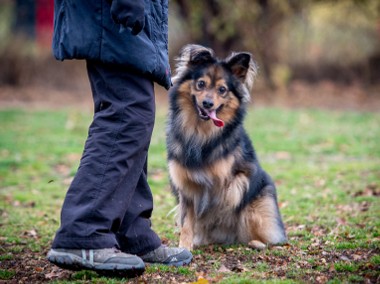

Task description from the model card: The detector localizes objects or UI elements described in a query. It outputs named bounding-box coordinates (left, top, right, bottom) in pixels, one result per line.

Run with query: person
left=47, top=0, right=192, bottom=276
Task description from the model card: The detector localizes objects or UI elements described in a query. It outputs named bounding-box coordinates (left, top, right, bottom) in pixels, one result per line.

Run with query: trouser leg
left=52, top=60, right=161, bottom=252
left=116, top=158, right=161, bottom=255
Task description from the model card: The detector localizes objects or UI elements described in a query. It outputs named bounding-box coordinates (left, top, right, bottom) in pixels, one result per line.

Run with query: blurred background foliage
left=169, top=0, right=380, bottom=88
left=0, top=0, right=379, bottom=91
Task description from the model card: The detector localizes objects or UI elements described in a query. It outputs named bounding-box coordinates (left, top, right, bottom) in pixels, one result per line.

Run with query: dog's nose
left=202, top=99, right=214, bottom=109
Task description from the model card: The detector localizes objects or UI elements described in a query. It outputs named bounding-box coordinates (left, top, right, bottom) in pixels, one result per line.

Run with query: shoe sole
left=47, top=253, right=145, bottom=278
left=145, top=255, right=193, bottom=267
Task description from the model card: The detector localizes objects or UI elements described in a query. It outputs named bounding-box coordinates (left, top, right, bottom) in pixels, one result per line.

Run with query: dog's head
left=171, top=44, right=257, bottom=128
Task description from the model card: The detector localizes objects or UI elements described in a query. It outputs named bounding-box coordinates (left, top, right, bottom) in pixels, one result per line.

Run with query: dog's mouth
left=193, top=97, right=224, bottom=127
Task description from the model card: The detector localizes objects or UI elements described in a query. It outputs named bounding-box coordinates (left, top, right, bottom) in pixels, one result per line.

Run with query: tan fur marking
left=168, top=161, right=203, bottom=199
left=215, top=78, right=228, bottom=94
left=240, top=195, right=283, bottom=244
left=169, top=161, right=185, bottom=189
left=218, top=94, right=240, bottom=124
left=205, top=154, right=235, bottom=188
left=177, top=80, right=192, bottom=95
left=171, top=154, right=236, bottom=191
left=177, top=81, right=197, bottom=132
left=196, top=75, right=212, bottom=88
left=224, top=174, right=249, bottom=208
left=179, top=203, right=195, bottom=250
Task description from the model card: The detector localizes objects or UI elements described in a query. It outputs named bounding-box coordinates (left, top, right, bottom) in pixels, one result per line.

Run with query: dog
left=166, top=44, right=287, bottom=250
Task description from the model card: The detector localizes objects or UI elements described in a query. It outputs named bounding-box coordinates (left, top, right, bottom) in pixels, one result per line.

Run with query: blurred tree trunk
left=175, top=0, right=240, bottom=55
left=171, top=0, right=295, bottom=89
left=255, top=0, right=276, bottom=89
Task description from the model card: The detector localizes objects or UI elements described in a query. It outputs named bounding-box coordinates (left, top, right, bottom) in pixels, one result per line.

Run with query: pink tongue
left=208, top=110, right=224, bottom=127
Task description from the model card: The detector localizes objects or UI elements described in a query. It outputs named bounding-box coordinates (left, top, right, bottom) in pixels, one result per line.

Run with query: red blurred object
left=36, top=0, right=54, bottom=48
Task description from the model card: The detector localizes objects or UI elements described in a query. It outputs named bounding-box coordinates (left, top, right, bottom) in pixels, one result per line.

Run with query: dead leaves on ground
left=0, top=242, right=379, bottom=283
left=352, top=183, right=380, bottom=197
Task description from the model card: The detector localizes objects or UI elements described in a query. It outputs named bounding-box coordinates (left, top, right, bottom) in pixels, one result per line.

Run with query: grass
left=0, top=105, right=379, bottom=283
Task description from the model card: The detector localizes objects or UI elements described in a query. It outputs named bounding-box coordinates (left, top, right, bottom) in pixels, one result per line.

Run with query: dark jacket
left=53, top=0, right=171, bottom=89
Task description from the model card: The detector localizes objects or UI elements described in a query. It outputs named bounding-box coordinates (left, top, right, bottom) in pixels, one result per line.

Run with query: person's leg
left=49, top=60, right=192, bottom=269
left=116, top=161, right=193, bottom=266
left=51, top=60, right=160, bottom=250
left=116, top=158, right=161, bottom=255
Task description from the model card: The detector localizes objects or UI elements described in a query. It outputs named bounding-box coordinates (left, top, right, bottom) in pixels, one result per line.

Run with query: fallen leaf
left=329, top=263, right=335, bottom=272
left=217, top=264, right=231, bottom=273
left=45, top=267, right=68, bottom=280
left=191, top=277, right=209, bottom=284
left=339, top=255, right=350, bottom=262
left=35, top=267, right=43, bottom=272
left=23, top=229, right=38, bottom=238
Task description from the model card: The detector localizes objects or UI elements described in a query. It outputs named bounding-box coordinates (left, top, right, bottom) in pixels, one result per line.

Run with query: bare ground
left=1, top=79, right=380, bottom=112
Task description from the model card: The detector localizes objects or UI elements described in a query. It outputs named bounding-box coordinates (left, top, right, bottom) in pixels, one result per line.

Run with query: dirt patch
left=253, top=80, right=380, bottom=112
left=1, top=78, right=380, bottom=112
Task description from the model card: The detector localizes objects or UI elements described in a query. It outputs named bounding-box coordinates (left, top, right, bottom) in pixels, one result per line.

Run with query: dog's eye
left=196, top=80, right=206, bottom=90
left=218, top=86, right=227, bottom=95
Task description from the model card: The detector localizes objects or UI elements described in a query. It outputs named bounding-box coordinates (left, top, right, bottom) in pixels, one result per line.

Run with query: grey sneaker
left=47, top=248, right=145, bottom=277
left=139, top=245, right=192, bottom=266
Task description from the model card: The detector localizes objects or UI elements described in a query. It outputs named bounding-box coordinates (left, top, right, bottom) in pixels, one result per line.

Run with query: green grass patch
left=370, top=255, right=380, bottom=265
left=0, top=269, right=15, bottom=280
left=334, top=262, right=359, bottom=272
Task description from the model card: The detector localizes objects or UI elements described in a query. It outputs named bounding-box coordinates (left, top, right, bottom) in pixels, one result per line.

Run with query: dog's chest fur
left=169, top=155, right=250, bottom=244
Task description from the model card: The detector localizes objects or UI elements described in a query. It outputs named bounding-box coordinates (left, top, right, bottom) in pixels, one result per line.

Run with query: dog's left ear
left=226, top=52, right=257, bottom=91
left=172, top=44, right=215, bottom=85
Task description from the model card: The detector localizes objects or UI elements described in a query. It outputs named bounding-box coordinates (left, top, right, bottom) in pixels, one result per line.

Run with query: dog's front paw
left=179, top=239, right=194, bottom=251
left=248, top=240, right=266, bottom=250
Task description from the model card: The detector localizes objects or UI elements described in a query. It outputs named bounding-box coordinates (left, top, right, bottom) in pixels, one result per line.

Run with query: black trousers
left=52, top=61, right=162, bottom=255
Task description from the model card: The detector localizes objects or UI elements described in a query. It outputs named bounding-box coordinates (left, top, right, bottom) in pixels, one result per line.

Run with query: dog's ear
left=172, top=45, right=215, bottom=84
left=226, top=52, right=257, bottom=92
left=188, top=45, right=215, bottom=66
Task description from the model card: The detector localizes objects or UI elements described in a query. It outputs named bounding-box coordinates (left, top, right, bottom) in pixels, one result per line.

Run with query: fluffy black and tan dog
left=166, top=44, right=287, bottom=250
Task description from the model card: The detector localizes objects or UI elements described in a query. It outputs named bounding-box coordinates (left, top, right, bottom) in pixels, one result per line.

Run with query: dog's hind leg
left=240, top=186, right=287, bottom=248
left=178, top=198, right=195, bottom=251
